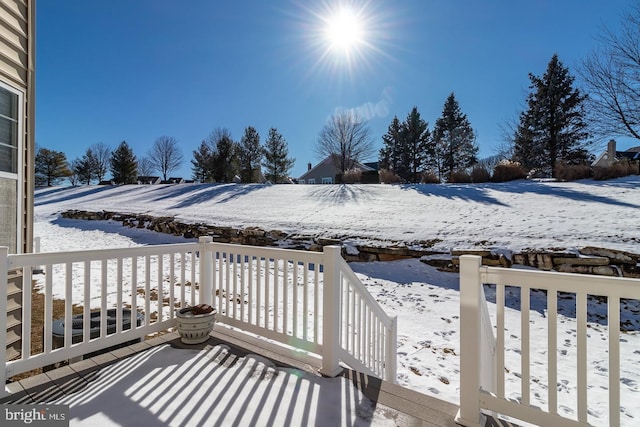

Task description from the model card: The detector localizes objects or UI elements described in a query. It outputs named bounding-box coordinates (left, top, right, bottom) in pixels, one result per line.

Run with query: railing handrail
left=337, top=257, right=394, bottom=328
left=7, top=242, right=198, bottom=268
left=481, top=265, right=640, bottom=297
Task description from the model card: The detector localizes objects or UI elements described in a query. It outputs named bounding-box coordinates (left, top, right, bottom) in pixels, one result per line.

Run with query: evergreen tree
left=237, top=126, right=262, bottom=183
left=432, top=93, right=478, bottom=181
left=402, top=107, right=432, bottom=183
left=513, top=54, right=590, bottom=176
left=75, top=148, right=98, bottom=185
left=262, top=128, right=295, bottom=183
left=191, top=140, right=214, bottom=183
left=34, top=147, right=71, bottom=187
left=207, top=128, right=236, bottom=183
left=379, top=116, right=403, bottom=173
left=110, top=141, right=138, bottom=184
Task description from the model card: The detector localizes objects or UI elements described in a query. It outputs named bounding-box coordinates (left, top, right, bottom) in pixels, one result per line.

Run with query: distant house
left=98, top=180, right=115, bottom=186
left=137, top=176, right=162, bottom=185
left=161, top=177, right=184, bottom=184
left=298, top=155, right=375, bottom=184
left=592, top=140, right=640, bottom=167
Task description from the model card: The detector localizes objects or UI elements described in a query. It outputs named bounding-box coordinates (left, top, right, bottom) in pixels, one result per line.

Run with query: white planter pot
left=175, top=307, right=217, bottom=344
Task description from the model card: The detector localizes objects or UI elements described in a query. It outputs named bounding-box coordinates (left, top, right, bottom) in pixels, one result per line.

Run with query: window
left=321, top=177, right=332, bottom=184
left=308, top=178, right=316, bottom=184
left=299, top=179, right=305, bottom=184
left=0, top=83, right=21, bottom=254
left=0, top=85, right=18, bottom=174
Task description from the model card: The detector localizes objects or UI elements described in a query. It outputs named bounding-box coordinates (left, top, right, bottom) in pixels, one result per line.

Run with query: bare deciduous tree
left=315, top=111, right=375, bottom=175
left=580, top=1, right=640, bottom=141
left=148, top=136, right=184, bottom=181
left=137, top=156, right=155, bottom=177
left=90, top=142, right=111, bottom=182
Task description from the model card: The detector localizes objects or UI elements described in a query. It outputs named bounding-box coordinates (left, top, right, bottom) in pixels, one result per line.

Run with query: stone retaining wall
left=60, top=210, right=640, bottom=278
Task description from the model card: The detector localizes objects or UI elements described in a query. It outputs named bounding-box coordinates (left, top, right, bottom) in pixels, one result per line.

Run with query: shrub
left=449, top=170, right=472, bottom=183
left=554, top=162, right=593, bottom=181
left=342, top=169, right=362, bottom=184
left=470, top=166, right=490, bottom=183
left=492, top=160, right=527, bottom=182
left=379, top=169, right=402, bottom=184
left=421, top=171, right=440, bottom=184
left=360, top=170, right=380, bottom=184
left=593, top=160, right=632, bottom=180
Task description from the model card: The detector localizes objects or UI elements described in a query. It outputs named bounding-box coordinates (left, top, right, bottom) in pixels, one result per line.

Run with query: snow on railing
left=456, top=255, right=640, bottom=427
left=1, top=240, right=397, bottom=395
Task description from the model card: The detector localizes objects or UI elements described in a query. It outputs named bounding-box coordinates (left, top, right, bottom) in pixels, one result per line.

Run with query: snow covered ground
left=33, top=178, right=640, bottom=426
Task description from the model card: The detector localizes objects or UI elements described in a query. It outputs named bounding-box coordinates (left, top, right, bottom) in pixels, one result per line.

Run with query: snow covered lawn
left=33, top=178, right=640, bottom=426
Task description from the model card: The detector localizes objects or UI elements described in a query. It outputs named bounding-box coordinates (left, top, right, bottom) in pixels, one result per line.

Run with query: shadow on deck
left=1, top=329, right=516, bottom=426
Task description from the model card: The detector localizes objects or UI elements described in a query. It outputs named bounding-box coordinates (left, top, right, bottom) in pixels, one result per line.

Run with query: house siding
left=0, top=0, right=34, bottom=254
left=0, top=0, right=34, bottom=364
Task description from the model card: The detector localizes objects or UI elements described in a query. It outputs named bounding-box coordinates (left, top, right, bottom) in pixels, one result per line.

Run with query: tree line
left=35, top=127, right=295, bottom=187
left=318, top=1, right=640, bottom=182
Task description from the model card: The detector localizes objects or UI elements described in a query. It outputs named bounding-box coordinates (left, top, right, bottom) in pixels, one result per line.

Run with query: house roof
left=299, top=155, right=374, bottom=180
left=616, top=151, right=640, bottom=161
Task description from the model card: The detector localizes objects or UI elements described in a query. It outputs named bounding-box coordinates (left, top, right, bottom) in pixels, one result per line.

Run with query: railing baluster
left=273, top=257, right=279, bottom=332
left=132, top=256, right=138, bottom=328
left=609, top=295, right=620, bottom=427
left=64, top=262, right=73, bottom=348
left=83, top=261, right=91, bottom=342
left=283, top=259, right=289, bottom=335
left=191, top=250, right=196, bottom=307
left=302, top=262, right=309, bottom=341
left=225, top=252, right=231, bottom=318
left=496, top=284, right=505, bottom=398
left=22, top=268, right=32, bottom=357
left=232, top=252, right=238, bottom=320
left=179, top=252, right=185, bottom=309
left=313, top=263, right=319, bottom=344
left=169, top=253, right=175, bottom=319
left=44, top=264, right=53, bottom=353
left=101, top=259, right=108, bottom=336
left=117, top=257, right=123, bottom=333
left=248, top=255, right=254, bottom=325
left=240, top=253, right=246, bottom=323
left=576, top=292, right=588, bottom=423
left=256, top=257, right=262, bottom=328
left=145, top=255, right=151, bottom=326
left=548, top=289, right=558, bottom=414
left=157, top=255, right=164, bottom=322
left=521, top=286, right=530, bottom=406
left=293, top=261, right=298, bottom=338
left=265, top=257, right=270, bottom=330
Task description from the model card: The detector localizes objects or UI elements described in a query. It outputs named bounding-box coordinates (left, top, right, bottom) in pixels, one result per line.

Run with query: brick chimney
left=307, top=162, right=312, bottom=171
left=607, top=139, right=616, bottom=161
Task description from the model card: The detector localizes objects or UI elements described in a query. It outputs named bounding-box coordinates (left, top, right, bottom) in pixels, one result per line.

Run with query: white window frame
left=298, top=179, right=305, bottom=184
left=308, top=178, right=316, bottom=184
left=0, top=80, right=24, bottom=253
left=321, top=177, right=332, bottom=184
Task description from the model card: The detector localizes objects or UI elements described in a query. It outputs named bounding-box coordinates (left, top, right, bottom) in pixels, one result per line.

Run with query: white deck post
left=455, top=255, right=486, bottom=427
left=386, top=315, right=398, bottom=383
left=198, top=236, right=214, bottom=306
left=320, top=245, right=343, bottom=377
left=0, top=247, right=9, bottom=396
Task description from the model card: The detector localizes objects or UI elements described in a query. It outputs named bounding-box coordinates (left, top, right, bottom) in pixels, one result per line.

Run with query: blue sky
left=36, top=0, right=634, bottom=179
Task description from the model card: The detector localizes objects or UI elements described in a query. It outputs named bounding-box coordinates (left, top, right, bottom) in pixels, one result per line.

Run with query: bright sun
left=325, top=8, right=364, bottom=53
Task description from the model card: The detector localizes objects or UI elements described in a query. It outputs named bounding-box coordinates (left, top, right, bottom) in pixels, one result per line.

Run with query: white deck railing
left=1, top=239, right=396, bottom=396
left=456, top=255, right=640, bottom=427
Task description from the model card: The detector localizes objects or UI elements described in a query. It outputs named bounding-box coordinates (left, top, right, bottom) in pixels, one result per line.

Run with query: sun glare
left=325, top=8, right=364, bottom=52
